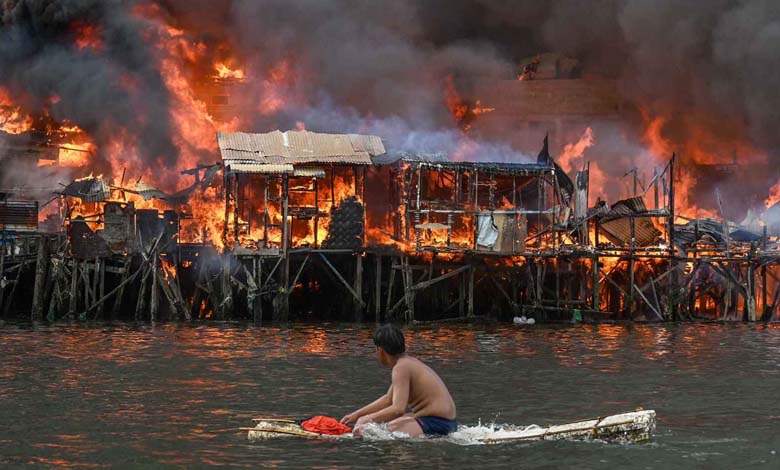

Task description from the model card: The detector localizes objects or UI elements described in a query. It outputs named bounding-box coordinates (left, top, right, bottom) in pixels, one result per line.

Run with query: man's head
left=373, top=324, right=405, bottom=364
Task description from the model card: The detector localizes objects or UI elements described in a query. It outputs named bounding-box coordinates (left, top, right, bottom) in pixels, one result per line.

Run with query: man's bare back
left=341, top=324, right=458, bottom=437
left=391, top=355, right=456, bottom=420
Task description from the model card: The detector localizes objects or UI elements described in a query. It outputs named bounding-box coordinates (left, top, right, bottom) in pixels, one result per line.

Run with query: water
left=1, top=322, right=779, bottom=468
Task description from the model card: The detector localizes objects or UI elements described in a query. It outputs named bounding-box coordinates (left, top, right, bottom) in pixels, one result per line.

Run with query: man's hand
left=355, top=415, right=372, bottom=428
left=340, top=412, right=357, bottom=425
left=352, top=415, right=373, bottom=437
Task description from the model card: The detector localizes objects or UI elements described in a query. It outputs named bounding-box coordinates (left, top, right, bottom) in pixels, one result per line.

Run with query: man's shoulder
left=394, top=355, right=425, bottom=371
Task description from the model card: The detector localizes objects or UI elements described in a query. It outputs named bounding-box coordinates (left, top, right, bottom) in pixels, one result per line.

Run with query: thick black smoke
left=0, top=0, right=178, bottom=169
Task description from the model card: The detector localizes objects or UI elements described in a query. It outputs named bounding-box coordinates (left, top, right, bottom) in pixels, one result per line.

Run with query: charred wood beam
left=412, top=265, right=470, bottom=292
left=85, top=262, right=145, bottom=318
left=317, top=253, right=365, bottom=308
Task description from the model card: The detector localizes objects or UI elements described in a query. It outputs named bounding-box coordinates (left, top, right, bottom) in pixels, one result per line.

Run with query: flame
left=0, top=87, right=33, bottom=134
left=214, top=62, right=245, bottom=80
left=71, top=21, right=104, bottom=51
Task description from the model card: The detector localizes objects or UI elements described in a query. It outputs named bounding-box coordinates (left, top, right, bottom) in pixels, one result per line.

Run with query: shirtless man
left=340, top=324, right=457, bottom=437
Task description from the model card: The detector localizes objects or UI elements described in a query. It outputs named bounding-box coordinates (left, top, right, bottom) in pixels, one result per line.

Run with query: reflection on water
left=1, top=322, right=780, bottom=468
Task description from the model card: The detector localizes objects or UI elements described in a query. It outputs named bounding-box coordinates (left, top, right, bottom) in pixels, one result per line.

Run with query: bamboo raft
left=479, top=409, right=656, bottom=444
left=244, top=409, right=656, bottom=443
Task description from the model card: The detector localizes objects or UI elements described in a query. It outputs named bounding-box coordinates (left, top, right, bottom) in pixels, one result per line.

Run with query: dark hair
left=373, top=324, right=405, bottom=356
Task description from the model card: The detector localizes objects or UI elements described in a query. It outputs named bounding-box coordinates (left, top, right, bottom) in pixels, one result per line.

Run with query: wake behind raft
left=243, top=409, right=656, bottom=444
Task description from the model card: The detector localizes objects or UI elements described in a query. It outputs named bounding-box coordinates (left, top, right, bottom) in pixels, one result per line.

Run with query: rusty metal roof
left=217, top=130, right=383, bottom=165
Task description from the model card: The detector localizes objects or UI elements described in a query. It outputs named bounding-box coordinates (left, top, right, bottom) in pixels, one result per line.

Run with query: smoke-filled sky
left=1, top=0, right=780, bottom=212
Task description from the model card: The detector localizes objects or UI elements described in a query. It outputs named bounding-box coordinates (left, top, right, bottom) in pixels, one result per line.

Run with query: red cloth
left=300, top=416, right=352, bottom=435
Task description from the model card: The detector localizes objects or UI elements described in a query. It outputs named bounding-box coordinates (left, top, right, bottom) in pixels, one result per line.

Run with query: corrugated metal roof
left=293, top=167, right=326, bottom=178
left=0, top=201, right=38, bottom=231
left=226, top=162, right=294, bottom=174
left=217, top=130, right=382, bottom=166
left=60, top=177, right=110, bottom=202
left=600, top=217, right=660, bottom=247
left=372, top=151, right=450, bottom=165
left=134, top=182, right=168, bottom=200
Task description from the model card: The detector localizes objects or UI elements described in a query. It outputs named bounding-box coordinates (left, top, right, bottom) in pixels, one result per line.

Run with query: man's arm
left=340, top=386, right=392, bottom=424
left=359, top=364, right=410, bottom=424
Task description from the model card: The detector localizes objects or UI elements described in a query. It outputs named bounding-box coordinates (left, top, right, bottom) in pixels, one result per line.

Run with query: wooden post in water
left=97, top=257, right=106, bottom=316
left=385, top=258, right=396, bottom=320
left=112, top=256, right=131, bottom=319
left=467, top=264, right=475, bottom=318
left=3, top=260, right=25, bottom=317
left=668, top=154, right=678, bottom=321
left=374, top=254, right=382, bottom=322
left=150, top=257, right=159, bottom=321
left=628, top=217, right=636, bottom=319
left=135, top=265, right=150, bottom=321
left=0, top=229, right=5, bottom=311
left=251, top=257, right=263, bottom=324
left=221, top=255, right=233, bottom=319
left=68, top=260, right=79, bottom=318
left=274, top=254, right=290, bottom=322
left=354, top=253, right=363, bottom=322
left=592, top=253, right=600, bottom=312
left=31, top=236, right=49, bottom=320
left=459, top=268, right=466, bottom=318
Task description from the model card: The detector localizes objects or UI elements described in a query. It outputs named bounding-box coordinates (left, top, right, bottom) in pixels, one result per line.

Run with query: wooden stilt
left=221, top=255, right=233, bottom=319
left=85, top=263, right=145, bottom=318
left=354, top=254, right=363, bottom=322
left=135, top=264, right=151, bottom=321
left=112, top=257, right=132, bottom=319
left=0, top=229, right=5, bottom=311
left=98, top=257, right=106, bottom=316
left=150, top=258, right=159, bottom=322
left=459, top=268, right=465, bottom=318
left=374, top=255, right=382, bottom=323
left=3, top=260, right=25, bottom=317
left=385, top=258, right=397, bottom=320
left=467, top=264, right=475, bottom=318
left=68, top=260, right=79, bottom=318
left=31, top=236, right=50, bottom=320
left=91, top=257, right=100, bottom=311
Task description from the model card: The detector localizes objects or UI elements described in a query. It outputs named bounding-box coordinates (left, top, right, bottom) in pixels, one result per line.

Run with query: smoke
left=0, top=0, right=178, bottom=168
left=2, top=0, right=779, bottom=213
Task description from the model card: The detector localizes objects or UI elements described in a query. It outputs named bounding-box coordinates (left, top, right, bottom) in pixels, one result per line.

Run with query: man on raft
left=340, top=324, right=458, bottom=437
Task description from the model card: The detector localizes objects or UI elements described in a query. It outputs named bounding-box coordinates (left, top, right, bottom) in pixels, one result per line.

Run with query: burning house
left=3, top=2, right=780, bottom=324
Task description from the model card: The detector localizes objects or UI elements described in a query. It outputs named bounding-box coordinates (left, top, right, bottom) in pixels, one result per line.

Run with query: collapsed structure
left=1, top=127, right=779, bottom=324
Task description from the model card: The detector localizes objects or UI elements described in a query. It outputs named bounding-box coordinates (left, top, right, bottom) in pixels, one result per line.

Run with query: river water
left=1, top=321, right=779, bottom=468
